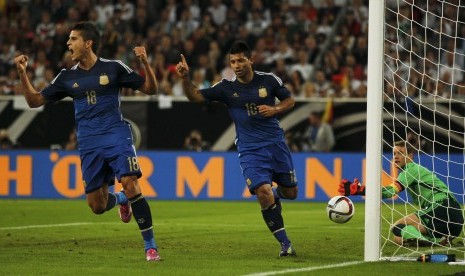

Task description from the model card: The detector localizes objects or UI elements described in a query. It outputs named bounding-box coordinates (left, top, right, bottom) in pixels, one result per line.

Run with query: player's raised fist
left=14, top=55, right=28, bottom=73
left=133, top=46, right=148, bottom=63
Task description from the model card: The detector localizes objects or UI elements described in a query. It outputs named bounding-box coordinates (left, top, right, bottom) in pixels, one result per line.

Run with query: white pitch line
left=0, top=221, right=264, bottom=231
left=0, top=222, right=119, bottom=230
left=243, top=261, right=363, bottom=276
left=0, top=221, right=361, bottom=231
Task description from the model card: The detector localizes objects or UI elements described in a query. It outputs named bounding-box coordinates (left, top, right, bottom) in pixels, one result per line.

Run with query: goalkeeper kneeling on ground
left=339, top=140, right=464, bottom=246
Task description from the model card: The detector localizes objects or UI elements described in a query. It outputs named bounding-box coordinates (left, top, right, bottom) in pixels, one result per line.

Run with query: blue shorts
left=239, top=141, right=297, bottom=195
left=80, top=143, right=142, bottom=194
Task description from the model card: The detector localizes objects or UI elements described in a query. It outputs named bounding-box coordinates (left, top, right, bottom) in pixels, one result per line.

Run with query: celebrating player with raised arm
left=339, top=141, right=464, bottom=246
left=176, top=41, right=298, bottom=257
left=14, top=22, right=161, bottom=261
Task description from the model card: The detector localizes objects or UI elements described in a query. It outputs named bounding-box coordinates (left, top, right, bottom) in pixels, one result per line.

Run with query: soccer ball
left=326, top=196, right=355, bottom=223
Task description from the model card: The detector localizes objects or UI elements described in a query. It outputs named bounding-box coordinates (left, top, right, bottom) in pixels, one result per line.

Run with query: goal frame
left=365, top=0, right=385, bottom=261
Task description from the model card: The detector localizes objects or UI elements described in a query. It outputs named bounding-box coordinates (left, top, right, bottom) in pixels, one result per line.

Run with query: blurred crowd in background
left=0, top=0, right=370, bottom=99
left=3, top=0, right=464, bottom=151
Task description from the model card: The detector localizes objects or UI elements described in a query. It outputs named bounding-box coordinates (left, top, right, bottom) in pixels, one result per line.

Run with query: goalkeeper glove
left=338, top=178, right=366, bottom=196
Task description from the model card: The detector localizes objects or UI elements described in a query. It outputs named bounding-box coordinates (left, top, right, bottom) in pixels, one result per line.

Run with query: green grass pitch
left=1, top=200, right=464, bottom=275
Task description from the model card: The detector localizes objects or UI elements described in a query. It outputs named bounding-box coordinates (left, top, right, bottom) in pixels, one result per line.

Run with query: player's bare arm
left=14, top=54, right=46, bottom=108
left=134, top=46, right=158, bottom=95
left=176, top=54, right=204, bottom=103
left=258, top=97, right=295, bottom=117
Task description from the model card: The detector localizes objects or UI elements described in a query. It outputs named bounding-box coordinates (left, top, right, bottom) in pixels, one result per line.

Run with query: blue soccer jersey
left=40, top=58, right=144, bottom=151
left=200, top=71, right=291, bottom=151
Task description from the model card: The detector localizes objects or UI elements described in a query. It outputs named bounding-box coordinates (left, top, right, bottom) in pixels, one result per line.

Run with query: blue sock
left=115, top=191, right=128, bottom=205
left=274, top=229, right=291, bottom=245
left=142, top=229, right=157, bottom=251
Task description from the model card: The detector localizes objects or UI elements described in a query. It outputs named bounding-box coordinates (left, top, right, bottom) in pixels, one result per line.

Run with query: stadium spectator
left=99, top=20, right=120, bottom=59
left=176, top=10, right=199, bottom=41
left=131, top=6, right=151, bottom=36
left=64, top=128, right=78, bottom=150
left=230, top=0, right=248, bottom=22
left=176, top=41, right=298, bottom=257
left=207, top=0, right=228, bottom=26
left=181, top=0, right=201, bottom=23
left=245, top=10, right=269, bottom=37
left=14, top=22, right=161, bottom=261
left=115, top=0, right=135, bottom=22
left=192, top=68, right=210, bottom=89
left=339, top=140, right=464, bottom=246
left=249, top=0, right=271, bottom=25
left=290, top=49, right=314, bottom=81
left=351, top=0, right=368, bottom=33
left=301, top=80, right=318, bottom=98
left=313, top=69, right=331, bottom=97
left=289, top=70, right=306, bottom=97
left=31, top=50, right=49, bottom=88
left=35, top=10, right=56, bottom=42
left=304, top=35, right=320, bottom=64
left=300, top=110, right=335, bottom=152
left=49, top=0, right=68, bottom=23
left=352, top=35, right=369, bottom=67
left=302, top=0, right=318, bottom=22
left=3, top=67, right=18, bottom=95
left=0, top=128, right=14, bottom=149
left=285, top=131, right=300, bottom=152
left=343, top=9, right=362, bottom=37
left=273, top=58, right=291, bottom=86
left=265, top=39, right=294, bottom=67
left=159, top=78, right=174, bottom=96
left=183, top=129, right=211, bottom=152
left=95, top=0, right=115, bottom=28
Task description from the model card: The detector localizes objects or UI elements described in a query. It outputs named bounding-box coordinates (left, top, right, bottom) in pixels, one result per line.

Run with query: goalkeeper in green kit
left=339, top=141, right=464, bottom=246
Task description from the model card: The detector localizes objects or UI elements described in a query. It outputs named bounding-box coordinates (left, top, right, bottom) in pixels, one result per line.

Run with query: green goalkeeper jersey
left=394, top=162, right=456, bottom=208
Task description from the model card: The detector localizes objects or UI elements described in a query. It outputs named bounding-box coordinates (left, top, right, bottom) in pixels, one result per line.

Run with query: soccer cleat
left=279, top=243, right=296, bottom=257
left=118, top=202, right=132, bottom=223
left=439, top=236, right=454, bottom=246
left=146, top=248, right=161, bottom=261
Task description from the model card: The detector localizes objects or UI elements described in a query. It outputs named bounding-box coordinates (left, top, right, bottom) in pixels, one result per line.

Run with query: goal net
left=366, top=0, right=465, bottom=261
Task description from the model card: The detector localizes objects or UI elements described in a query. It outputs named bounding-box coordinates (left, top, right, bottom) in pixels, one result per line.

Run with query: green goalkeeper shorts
left=416, top=197, right=464, bottom=238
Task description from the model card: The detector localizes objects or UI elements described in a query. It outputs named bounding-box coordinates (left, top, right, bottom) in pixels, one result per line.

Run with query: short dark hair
left=72, top=22, right=100, bottom=54
left=229, top=41, right=252, bottom=58
left=394, top=140, right=417, bottom=155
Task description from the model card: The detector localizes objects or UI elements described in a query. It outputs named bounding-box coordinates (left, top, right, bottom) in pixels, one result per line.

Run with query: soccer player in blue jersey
left=176, top=41, right=298, bottom=257
left=14, top=22, right=161, bottom=261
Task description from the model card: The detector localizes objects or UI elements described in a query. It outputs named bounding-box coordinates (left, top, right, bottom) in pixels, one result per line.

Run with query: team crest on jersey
left=99, top=74, right=109, bottom=85
left=258, top=87, right=267, bottom=97
left=72, top=82, right=79, bottom=88
left=246, top=178, right=252, bottom=186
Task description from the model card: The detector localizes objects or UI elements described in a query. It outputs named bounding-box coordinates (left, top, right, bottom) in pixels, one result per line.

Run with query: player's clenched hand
left=338, top=178, right=366, bottom=196
left=176, top=54, right=190, bottom=78
left=257, top=105, right=277, bottom=117
left=133, top=46, right=148, bottom=64
left=14, top=55, right=28, bottom=74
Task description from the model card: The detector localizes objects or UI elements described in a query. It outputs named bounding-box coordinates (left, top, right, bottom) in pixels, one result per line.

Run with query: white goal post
left=365, top=0, right=384, bottom=262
